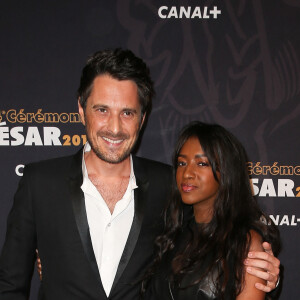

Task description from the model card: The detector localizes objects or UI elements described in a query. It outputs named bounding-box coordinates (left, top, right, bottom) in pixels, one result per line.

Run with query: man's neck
left=84, top=150, right=132, bottom=214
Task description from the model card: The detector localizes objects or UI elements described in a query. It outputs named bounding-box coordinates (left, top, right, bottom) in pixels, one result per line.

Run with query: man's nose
left=107, top=114, right=122, bottom=134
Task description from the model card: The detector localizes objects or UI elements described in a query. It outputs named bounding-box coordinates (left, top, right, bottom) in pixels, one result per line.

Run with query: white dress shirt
left=81, top=143, right=137, bottom=296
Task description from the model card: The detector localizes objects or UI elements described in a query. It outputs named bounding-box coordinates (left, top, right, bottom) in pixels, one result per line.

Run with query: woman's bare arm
left=236, top=230, right=266, bottom=300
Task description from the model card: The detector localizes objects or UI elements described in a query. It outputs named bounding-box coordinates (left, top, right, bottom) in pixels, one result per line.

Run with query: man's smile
left=102, top=136, right=125, bottom=144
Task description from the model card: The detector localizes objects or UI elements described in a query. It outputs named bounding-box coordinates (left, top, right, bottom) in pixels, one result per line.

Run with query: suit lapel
left=68, top=149, right=101, bottom=282
left=111, top=156, right=149, bottom=291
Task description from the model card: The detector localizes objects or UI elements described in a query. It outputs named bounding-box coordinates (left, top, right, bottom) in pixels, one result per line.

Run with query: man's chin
left=94, top=150, right=130, bottom=165
left=88, top=139, right=134, bottom=164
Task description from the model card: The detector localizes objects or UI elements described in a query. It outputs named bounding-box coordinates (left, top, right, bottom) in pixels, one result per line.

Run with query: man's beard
left=87, top=130, right=138, bottom=164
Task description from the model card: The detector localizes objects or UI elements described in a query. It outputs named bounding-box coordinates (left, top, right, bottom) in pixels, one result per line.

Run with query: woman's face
left=176, top=136, right=219, bottom=223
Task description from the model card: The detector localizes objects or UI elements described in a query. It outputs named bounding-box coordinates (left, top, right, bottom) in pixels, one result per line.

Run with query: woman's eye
left=198, top=162, right=208, bottom=167
left=177, top=161, right=186, bottom=167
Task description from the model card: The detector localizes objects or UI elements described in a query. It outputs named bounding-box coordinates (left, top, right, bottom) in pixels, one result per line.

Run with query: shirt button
left=107, top=223, right=111, bottom=227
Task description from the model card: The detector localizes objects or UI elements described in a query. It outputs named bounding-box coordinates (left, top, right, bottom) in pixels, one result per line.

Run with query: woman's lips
left=181, top=184, right=197, bottom=192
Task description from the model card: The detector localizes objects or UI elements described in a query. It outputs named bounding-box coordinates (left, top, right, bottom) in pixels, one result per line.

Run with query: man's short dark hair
left=77, top=48, right=154, bottom=116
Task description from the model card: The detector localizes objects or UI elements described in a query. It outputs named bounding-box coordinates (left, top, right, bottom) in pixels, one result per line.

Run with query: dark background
left=0, top=1, right=299, bottom=298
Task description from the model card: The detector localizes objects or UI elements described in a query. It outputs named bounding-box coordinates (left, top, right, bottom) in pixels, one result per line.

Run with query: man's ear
left=78, top=99, right=85, bottom=126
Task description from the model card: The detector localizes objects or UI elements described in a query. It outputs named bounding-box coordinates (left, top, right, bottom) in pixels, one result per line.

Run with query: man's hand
left=36, top=249, right=42, bottom=281
left=245, top=242, right=280, bottom=292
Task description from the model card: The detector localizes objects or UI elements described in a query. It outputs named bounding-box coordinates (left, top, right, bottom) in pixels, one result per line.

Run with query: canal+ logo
left=158, top=6, right=221, bottom=19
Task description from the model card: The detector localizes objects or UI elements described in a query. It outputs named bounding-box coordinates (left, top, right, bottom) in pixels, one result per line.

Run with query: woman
left=143, top=121, right=280, bottom=299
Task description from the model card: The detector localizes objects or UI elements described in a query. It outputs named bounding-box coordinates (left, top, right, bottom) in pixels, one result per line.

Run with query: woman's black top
left=144, top=221, right=229, bottom=300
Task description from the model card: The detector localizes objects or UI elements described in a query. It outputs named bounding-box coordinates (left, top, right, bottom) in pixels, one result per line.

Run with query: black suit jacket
left=0, top=149, right=172, bottom=300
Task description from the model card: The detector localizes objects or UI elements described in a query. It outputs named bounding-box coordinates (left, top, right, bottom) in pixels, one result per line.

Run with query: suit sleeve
left=0, top=166, right=37, bottom=299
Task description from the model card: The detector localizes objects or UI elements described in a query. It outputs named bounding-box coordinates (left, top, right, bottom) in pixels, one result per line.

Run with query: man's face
left=79, top=74, right=145, bottom=164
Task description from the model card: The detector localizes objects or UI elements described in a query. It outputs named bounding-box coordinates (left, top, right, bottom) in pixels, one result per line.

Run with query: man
left=0, top=49, right=280, bottom=299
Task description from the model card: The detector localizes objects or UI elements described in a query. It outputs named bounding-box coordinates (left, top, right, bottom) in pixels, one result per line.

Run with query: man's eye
left=98, top=108, right=107, bottom=113
left=123, top=111, right=134, bottom=117
left=177, top=161, right=186, bottom=167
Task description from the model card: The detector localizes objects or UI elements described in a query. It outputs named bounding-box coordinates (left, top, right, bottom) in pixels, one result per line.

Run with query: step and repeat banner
left=0, top=1, right=299, bottom=298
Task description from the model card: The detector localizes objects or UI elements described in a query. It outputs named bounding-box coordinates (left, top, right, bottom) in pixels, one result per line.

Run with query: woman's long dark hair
left=143, top=121, right=280, bottom=299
